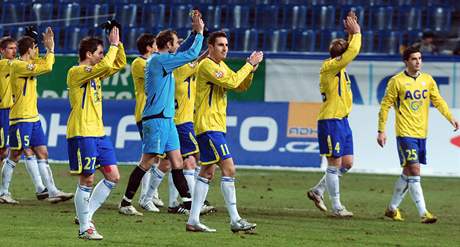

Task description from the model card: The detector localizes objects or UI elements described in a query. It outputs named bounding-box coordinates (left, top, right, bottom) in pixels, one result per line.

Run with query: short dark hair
left=136, top=33, right=155, bottom=54
left=207, top=31, right=227, bottom=45
left=329, top=39, right=348, bottom=58
left=17, top=36, right=35, bottom=56
left=78, top=37, right=103, bottom=61
left=402, top=46, right=421, bottom=61
left=0, top=36, right=16, bottom=50
left=155, top=30, right=177, bottom=50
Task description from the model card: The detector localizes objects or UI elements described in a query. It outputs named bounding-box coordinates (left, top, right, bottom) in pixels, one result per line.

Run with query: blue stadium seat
left=142, top=4, right=166, bottom=29
left=394, top=0, right=420, bottom=5
left=255, top=5, right=280, bottom=29
left=428, top=6, right=451, bottom=32
left=361, top=31, right=375, bottom=53
left=1, top=3, right=26, bottom=24
left=369, top=6, right=394, bottom=31
left=232, top=28, right=258, bottom=51
left=400, top=30, right=423, bottom=47
left=228, top=5, right=251, bottom=29
left=203, top=5, right=222, bottom=30
left=292, top=29, right=316, bottom=52
left=85, top=4, right=109, bottom=28
left=376, top=31, right=399, bottom=54
left=264, top=29, right=289, bottom=52
left=339, top=5, right=365, bottom=27
left=125, top=27, right=145, bottom=54
left=170, top=4, right=193, bottom=29
left=398, top=6, right=422, bottom=31
left=312, top=5, right=336, bottom=30
left=317, top=30, right=332, bottom=52
left=282, top=5, right=308, bottom=29
left=116, top=4, right=139, bottom=28
left=31, top=3, right=54, bottom=27
left=57, top=3, right=81, bottom=27
left=64, top=27, right=88, bottom=53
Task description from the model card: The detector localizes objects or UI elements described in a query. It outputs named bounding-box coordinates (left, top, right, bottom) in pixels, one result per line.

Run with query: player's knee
left=221, top=166, right=236, bottom=177
left=404, top=164, right=420, bottom=176
left=183, top=156, right=196, bottom=169
left=108, top=174, right=120, bottom=184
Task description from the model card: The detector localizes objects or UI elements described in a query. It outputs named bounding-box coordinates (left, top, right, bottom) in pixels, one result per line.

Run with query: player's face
left=27, top=43, right=38, bottom=59
left=88, top=45, right=104, bottom=65
left=169, top=34, right=180, bottom=53
left=405, top=52, right=422, bottom=72
left=1, top=42, right=17, bottom=59
left=210, top=37, right=228, bottom=61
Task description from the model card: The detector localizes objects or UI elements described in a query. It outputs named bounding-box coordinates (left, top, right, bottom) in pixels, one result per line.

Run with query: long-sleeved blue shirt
left=143, top=33, right=203, bottom=119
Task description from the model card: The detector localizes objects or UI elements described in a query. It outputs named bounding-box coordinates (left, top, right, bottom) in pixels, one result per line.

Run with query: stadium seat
left=1, top=3, right=26, bottom=24
left=312, top=5, right=336, bottom=30
left=428, top=6, right=451, bottom=32
left=64, top=27, right=88, bottom=53
left=369, top=6, right=394, bottom=31
left=116, top=4, right=138, bottom=28
left=264, top=29, right=289, bottom=52
left=228, top=5, right=251, bottom=29
left=398, top=6, right=422, bottom=31
left=57, top=3, right=81, bottom=27
left=232, top=28, right=258, bottom=51
left=85, top=3, right=109, bottom=28
left=142, top=4, right=166, bottom=29
left=400, top=30, right=423, bottom=48
left=255, top=5, right=280, bottom=29
left=376, top=31, right=399, bottom=54
left=282, top=5, right=308, bottom=30
left=125, top=27, right=145, bottom=53
left=361, top=31, right=375, bottom=53
left=31, top=3, right=54, bottom=27
left=170, top=4, right=193, bottom=29
left=203, top=5, right=222, bottom=30
left=292, top=29, right=316, bottom=52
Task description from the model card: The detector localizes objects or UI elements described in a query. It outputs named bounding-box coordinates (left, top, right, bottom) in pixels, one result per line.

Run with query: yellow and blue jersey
left=143, top=34, right=203, bottom=119
left=66, top=44, right=126, bottom=138
left=131, top=56, right=147, bottom=123
left=173, top=62, right=198, bottom=125
left=194, top=57, right=254, bottom=135
left=9, top=53, right=55, bottom=125
left=318, top=33, right=361, bottom=120
left=378, top=71, right=453, bottom=138
left=0, top=59, right=13, bottom=109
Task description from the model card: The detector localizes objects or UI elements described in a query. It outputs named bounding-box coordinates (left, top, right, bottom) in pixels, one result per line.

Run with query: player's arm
left=101, top=43, right=127, bottom=79
left=12, top=52, right=54, bottom=77
left=201, top=59, right=254, bottom=89
left=161, top=34, right=204, bottom=73
left=131, top=59, right=144, bottom=81
left=67, top=45, right=119, bottom=87
left=429, top=77, right=458, bottom=130
left=322, top=34, right=361, bottom=73
left=377, top=78, right=399, bottom=147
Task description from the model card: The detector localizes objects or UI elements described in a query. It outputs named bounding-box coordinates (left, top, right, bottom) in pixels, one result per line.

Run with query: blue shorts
left=197, top=131, right=231, bottom=165
left=176, top=122, right=199, bottom=157
left=0, top=109, right=10, bottom=148
left=136, top=121, right=143, bottom=139
left=142, top=118, right=179, bottom=155
left=317, top=118, right=353, bottom=158
left=397, top=137, right=426, bottom=166
left=67, top=136, right=117, bottom=175
left=9, top=120, right=46, bottom=150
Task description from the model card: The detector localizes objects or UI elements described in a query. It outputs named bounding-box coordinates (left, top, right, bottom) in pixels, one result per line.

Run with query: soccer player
left=118, top=14, right=204, bottom=215
left=0, top=28, right=73, bottom=204
left=306, top=13, right=361, bottom=217
left=186, top=31, right=263, bottom=233
left=131, top=33, right=164, bottom=211
left=67, top=26, right=126, bottom=240
left=377, top=46, right=459, bottom=223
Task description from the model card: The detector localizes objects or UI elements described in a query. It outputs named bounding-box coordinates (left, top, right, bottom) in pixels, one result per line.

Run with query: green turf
left=1, top=164, right=459, bottom=246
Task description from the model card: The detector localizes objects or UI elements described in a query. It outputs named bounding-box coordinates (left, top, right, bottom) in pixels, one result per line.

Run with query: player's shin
left=171, top=169, right=192, bottom=208
left=408, top=176, right=427, bottom=216
left=121, top=166, right=146, bottom=206
left=389, top=174, right=409, bottom=211
left=24, top=156, right=46, bottom=193
left=221, top=176, right=241, bottom=224
left=325, top=166, right=342, bottom=211
left=143, top=166, right=165, bottom=203
left=188, top=176, right=209, bottom=225
left=168, top=172, right=180, bottom=207
left=0, top=158, right=16, bottom=195
left=37, top=159, right=59, bottom=195
left=75, top=184, right=92, bottom=233
left=88, top=179, right=116, bottom=220
left=139, top=168, right=152, bottom=202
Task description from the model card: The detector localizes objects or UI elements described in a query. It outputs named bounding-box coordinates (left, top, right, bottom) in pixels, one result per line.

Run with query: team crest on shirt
left=85, top=66, right=92, bottom=72
left=188, top=62, right=197, bottom=68
left=26, top=63, right=35, bottom=71
left=215, top=70, right=224, bottom=78
left=335, top=56, right=342, bottom=61
left=421, top=81, right=426, bottom=86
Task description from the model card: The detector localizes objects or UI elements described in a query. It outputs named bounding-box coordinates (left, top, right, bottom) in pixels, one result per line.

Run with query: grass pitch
left=1, top=164, right=459, bottom=247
